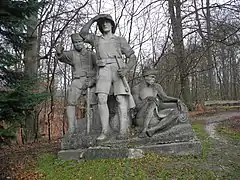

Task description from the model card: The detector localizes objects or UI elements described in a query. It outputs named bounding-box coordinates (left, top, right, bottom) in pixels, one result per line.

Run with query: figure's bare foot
left=146, top=129, right=154, bottom=137
left=96, top=127, right=112, bottom=141
left=96, top=133, right=108, bottom=141
left=138, top=131, right=148, bottom=138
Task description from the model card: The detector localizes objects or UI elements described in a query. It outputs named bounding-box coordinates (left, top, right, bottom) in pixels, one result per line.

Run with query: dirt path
left=193, top=111, right=240, bottom=178
left=191, top=111, right=240, bottom=123
left=192, top=111, right=239, bottom=141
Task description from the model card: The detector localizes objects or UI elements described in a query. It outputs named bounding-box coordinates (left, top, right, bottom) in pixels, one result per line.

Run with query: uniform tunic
left=84, top=34, right=134, bottom=95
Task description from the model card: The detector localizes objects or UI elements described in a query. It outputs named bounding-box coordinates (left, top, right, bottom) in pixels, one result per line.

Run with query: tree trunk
left=23, top=1, right=39, bottom=142
left=206, top=0, right=215, bottom=99
left=220, top=45, right=229, bottom=100
left=230, top=49, right=238, bottom=100
left=168, top=0, right=192, bottom=109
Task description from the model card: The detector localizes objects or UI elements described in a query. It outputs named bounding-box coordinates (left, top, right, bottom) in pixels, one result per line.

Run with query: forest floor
left=0, top=111, right=239, bottom=180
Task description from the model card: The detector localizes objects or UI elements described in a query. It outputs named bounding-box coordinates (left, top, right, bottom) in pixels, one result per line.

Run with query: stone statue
left=132, top=68, right=188, bottom=138
left=80, top=14, right=137, bottom=141
left=55, top=33, right=97, bottom=133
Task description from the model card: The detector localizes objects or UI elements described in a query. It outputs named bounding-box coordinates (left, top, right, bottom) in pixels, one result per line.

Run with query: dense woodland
left=0, top=0, right=239, bottom=144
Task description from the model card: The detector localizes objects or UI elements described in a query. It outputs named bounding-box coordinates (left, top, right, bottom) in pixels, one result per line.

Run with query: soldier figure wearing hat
left=80, top=14, right=137, bottom=141
left=132, top=68, right=188, bottom=138
left=55, top=33, right=97, bottom=133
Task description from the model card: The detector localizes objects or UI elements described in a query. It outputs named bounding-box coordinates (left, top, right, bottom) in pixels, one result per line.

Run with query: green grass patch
left=192, top=123, right=212, bottom=159
left=37, top=153, right=216, bottom=180
left=216, top=125, right=240, bottom=141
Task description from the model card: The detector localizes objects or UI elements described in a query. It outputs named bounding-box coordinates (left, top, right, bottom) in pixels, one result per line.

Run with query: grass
left=37, top=153, right=216, bottom=180
left=36, top=122, right=219, bottom=180
left=192, top=123, right=212, bottom=159
left=216, top=124, right=240, bottom=141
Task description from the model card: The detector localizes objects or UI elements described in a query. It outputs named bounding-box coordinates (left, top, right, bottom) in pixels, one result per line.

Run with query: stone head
left=142, top=68, right=158, bottom=85
left=71, top=33, right=84, bottom=51
left=97, top=14, right=116, bottom=34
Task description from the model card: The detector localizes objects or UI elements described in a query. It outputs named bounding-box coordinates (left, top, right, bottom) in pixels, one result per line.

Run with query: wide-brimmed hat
left=142, top=68, right=158, bottom=77
left=71, top=33, right=83, bottom=41
left=97, top=14, right=116, bottom=34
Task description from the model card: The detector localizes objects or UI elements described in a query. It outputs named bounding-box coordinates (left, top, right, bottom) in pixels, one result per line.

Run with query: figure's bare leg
left=66, top=82, right=79, bottom=134
left=159, top=102, right=177, bottom=110
left=97, top=93, right=111, bottom=141
left=66, top=105, right=76, bottom=133
left=146, top=114, right=177, bottom=137
left=138, top=102, right=156, bottom=138
left=116, top=95, right=129, bottom=140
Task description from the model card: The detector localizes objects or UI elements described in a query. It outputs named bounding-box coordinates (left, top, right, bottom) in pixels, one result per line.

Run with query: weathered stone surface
left=58, top=140, right=201, bottom=161
left=58, top=149, right=84, bottom=161
left=59, top=122, right=202, bottom=160
left=98, top=123, right=198, bottom=148
left=61, top=121, right=199, bottom=149
left=138, top=141, right=202, bottom=155
left=61, top=132, right=99, bottom=150
left=128, top=148, right=144, bottom=159
left=82, top=147, right=129, bottom=160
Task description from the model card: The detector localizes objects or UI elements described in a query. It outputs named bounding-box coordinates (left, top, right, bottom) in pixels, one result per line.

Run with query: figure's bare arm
left=132, top=85, right=142, bottom=109
left=120, top=37, right=137, bottom=71
left=80, top=14, right=108, bottom=46
left=56, top=49, right=73, bottom=66
left=91, top=51, right=97, bottom=71
left=156, top=84, right=178, bottom=102
left=126, top=53, right=137, bottom=71
left=79, top=18, right=96, bottom=46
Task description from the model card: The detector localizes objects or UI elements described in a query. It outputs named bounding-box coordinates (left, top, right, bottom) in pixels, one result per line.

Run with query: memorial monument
left=58, top=15, right=202, bottom=160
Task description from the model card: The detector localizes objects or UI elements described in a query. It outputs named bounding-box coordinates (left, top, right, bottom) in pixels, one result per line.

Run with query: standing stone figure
left=55, top=33, right=97, bottom=133
left=80, top=14, right=137, bottom=140
left=132, top=68, right=188, bottom=138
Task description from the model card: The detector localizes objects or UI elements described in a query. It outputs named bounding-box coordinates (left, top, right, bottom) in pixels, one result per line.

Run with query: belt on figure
left=73, top=71, right=87, bottom=79
left=96, top=58, right=122, bottom=67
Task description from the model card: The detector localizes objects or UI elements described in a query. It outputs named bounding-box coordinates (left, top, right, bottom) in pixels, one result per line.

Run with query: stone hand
left=84, top=77, right=96, bottom=88
left=117, top=68, right=128, bottom=78
left=87, top=77, right=96, bottom=88
left=146, top=96, right=157, bottom=102
left=93, top=14, right=109, bottom=21
left=176, top=99, right=182, bottom=112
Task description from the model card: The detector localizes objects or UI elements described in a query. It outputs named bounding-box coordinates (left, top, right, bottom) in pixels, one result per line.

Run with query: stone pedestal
left=58, top=140, right=201, bottom=161
left=59, top=122, right=202, bottom=160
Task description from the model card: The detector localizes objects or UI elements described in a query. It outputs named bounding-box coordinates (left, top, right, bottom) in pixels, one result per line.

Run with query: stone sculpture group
left=57, top=14, right=201, bottom=159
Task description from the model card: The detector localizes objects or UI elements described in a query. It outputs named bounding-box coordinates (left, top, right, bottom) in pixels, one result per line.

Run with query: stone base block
left=58, top=149, right=85, bottom=161
left=58, top=140, right=202, bottom=161
left=138, top=141, right=202, bottom=155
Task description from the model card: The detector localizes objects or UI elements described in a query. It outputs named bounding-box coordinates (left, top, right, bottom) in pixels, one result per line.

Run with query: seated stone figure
left=132, top=68, right=188, bottom=138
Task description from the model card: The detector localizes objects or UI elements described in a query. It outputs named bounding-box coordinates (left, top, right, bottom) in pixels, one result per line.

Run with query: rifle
left=114, top=56, right=135, bottom=109
left=86, top=86, right=91, bottom=134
